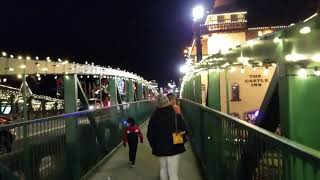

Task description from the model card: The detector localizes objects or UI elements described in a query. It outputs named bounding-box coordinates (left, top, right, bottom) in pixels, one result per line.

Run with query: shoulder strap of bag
left=175, top=114, right=178, bottom=133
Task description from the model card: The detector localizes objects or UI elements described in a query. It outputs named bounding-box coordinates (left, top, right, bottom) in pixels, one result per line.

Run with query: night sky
left=0, top=0, right=318, bottom=87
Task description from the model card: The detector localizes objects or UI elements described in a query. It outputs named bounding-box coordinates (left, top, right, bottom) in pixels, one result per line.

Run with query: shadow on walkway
left=89, top=123, right=203, bottom=180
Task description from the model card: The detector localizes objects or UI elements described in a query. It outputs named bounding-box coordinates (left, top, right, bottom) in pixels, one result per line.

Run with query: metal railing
left=0, top=100, right=155, bottom=180
left=180, top=98, right=320, bottom=180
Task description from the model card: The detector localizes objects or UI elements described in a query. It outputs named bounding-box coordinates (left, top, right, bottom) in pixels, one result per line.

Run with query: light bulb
left=314, top=67, right=320, bottom=76
left=263, top=67, right=269, bottom=76
left=297, top=68, right=307, bottom=78
left=240, top=67, right=245, bottom=74
left=253, top=66, right=257, bottom=71
left=3, top=78, right=7, bottom=82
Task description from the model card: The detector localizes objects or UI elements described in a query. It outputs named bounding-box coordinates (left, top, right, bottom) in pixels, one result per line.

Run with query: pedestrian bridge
left=1, top=10, right=320, bottom=180
left=0, top=99, right=319, bottom=180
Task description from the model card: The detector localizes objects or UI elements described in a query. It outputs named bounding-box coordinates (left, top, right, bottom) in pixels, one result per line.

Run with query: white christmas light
left=9, top=68, right=14, bottom=71
left=38, top=77, right=41, bottom=81
left=17, top=74, right=22, bottom=79
left=41, top=67, right=48, bottom=71
left=228, top=67, right=235, bottom=73
left=36, top=74, right=40, bottom=77
left=36, top=56, right=39, bottom=60
left=54, top=76, right=58, bottom=79
left=285, top=54, right=306, bottom=62
left=297, top=69, right=307, bottom=78
left=273, top=37, right=281, bottom=43
left=299, top=26, right=311, bottom=34
left=20, top=64, right=26, bottom=69
left=26, top=56, right=31, bottom=60
left=10, top=55, right=14, bottom=59
left=263, top=67, right=269, bottom=76
left=3, top=78, right=7, bottom=82
left=253, top=66, right=257, bottom=71
left=311, top=54, right=320, bottom=62
left=240, top=67, right=245, bottom=74
left=314, top=68, right=320, bottom=76
left=18, top=56, right=23, bottom=60
left=2, top=52, right=7, bottom=57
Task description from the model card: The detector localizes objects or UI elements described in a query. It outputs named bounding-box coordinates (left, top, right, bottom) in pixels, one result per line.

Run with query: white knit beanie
left=157, top=94, right=170, bottom=108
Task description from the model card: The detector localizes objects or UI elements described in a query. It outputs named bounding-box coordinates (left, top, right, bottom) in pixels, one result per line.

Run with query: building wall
left=219, top=66, right=276, bottom=122
left=207, top=32, right=246, bottom=55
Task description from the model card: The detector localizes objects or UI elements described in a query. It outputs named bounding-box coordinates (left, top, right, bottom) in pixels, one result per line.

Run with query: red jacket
left=122, top=125, right=143, bottom=145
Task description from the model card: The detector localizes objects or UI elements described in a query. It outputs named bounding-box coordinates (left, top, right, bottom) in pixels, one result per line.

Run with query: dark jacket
left=147, top=105, right=186, bottom=157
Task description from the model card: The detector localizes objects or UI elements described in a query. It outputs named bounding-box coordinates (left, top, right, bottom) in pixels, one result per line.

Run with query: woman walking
left=147, top=94, right=187, bottom=180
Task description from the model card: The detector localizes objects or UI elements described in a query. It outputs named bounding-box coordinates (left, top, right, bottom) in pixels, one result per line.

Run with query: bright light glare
left=299, top=26, right=311, bottom=34
left=273, top=37, right=281, bottom=43
left=263, top=68, right=269, bottom=76
left=192, top=5, right=204, bottom=21
left=314, top=69, right=320, bottom=76
left=228, top=67, right=235, bottom=73
left=237, top=56, right=250, bottom=63
left=20, top=64, right=26, bottom=69
left=285, top=54, right=306, bottom=62
left=240, top=67, right=245, bottom=74
left=312, top=54, right=320, bottom=62
left=297, top=69, right=307, bottom=78
left=179, top=65, right=188, bottom=73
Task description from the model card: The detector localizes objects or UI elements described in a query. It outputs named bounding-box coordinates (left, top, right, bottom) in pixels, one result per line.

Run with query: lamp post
left=192, top=5, right=204, bottom=62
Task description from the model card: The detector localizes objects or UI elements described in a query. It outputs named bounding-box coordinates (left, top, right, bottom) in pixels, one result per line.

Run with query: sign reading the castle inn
left=245, top=75, right=269, bottom=87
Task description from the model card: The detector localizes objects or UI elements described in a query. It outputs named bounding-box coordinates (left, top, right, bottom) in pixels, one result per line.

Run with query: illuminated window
left=231, top=83, right=241, bottom=101
left=218, top=15, right=225, bottom=23
left=231, top=14, right=238, bottom=21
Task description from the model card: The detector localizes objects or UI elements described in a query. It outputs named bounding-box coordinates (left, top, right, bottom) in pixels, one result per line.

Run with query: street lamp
left=179, top=64, right=188, bottom=74
left=192, top=5, right=204, bottom=21
left=192, top=5, right=204, bottom=62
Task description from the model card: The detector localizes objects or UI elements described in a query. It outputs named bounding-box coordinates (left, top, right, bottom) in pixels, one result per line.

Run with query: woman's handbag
left=172, top=116, right=186, bottom=145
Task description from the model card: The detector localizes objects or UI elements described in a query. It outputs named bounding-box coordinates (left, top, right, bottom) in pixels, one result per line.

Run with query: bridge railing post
left=64, top=74, right=80, bottom=180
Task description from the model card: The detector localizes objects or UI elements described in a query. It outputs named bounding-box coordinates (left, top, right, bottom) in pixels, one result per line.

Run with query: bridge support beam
left=108, top=76, right=118, bottom=105
left=144, top=86, right=149, bottom=100
left=137, top=82, right=143, bottom=101
left=64, top=74, right=80, bottom=180
left=278, top=64, right=320, bottom=179
left=126, top=79, right=134, bottom=102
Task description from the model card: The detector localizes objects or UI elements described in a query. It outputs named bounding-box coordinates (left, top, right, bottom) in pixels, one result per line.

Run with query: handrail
left=0, top=100, right=156, bottom=130
left=181, top=98, right=320, bottom=168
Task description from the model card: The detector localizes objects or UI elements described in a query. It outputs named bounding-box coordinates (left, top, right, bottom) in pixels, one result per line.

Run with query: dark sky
left=0, top=0, right=318, bottom=86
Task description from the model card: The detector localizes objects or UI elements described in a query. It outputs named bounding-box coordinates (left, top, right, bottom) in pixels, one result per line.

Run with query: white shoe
left=131, top=165, right=135, bottom=168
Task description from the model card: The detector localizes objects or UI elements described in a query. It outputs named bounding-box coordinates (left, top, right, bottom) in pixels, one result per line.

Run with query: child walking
left=122, top=117, right=143, bottom=168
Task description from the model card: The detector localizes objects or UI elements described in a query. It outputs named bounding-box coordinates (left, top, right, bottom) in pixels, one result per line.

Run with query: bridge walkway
left=89, top=123, right=203, bottom=180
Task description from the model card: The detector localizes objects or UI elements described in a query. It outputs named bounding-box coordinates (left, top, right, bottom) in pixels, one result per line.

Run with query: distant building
left=188, top=0, right=287, bottom=60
